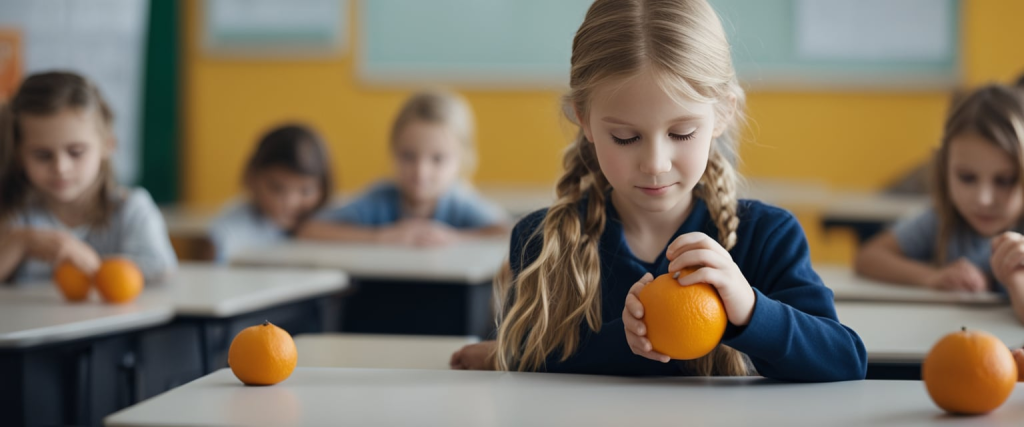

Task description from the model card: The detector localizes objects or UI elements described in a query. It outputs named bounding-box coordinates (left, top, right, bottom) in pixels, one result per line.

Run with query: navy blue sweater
left=507, top=196, right=868, bottom=382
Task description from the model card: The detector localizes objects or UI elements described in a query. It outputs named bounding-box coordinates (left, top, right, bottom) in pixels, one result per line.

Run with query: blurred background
left=1, top=0, right=1022, bottom=265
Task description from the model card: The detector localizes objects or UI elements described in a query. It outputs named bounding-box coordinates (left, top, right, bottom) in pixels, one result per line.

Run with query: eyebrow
left=600, top=115, right=702, bottom=126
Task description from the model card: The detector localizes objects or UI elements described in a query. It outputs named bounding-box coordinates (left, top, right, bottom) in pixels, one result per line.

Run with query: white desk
left=231, top=240, right=504, bottom=336
left=106, top=368, right=1024, bottom=427
left=817, top=264, right=1007, bottom=305
left=836, top=302, right=1024, bottom=364
left=0, top=263, right=348, bottom=426
left=294, top=333, right=478, bottom=370
left=160, top=263, right=348, bottom=317
left=0, top=286, right=174, bottom=349
left=231, top=239, right=507, bottom=285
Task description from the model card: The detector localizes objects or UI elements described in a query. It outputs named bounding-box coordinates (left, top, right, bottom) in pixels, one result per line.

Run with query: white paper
left=795, top=0, right=952, bottom=62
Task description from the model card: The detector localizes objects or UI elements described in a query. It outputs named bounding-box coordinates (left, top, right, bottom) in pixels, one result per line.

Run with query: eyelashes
left=611, top=131, right=697, bottom=146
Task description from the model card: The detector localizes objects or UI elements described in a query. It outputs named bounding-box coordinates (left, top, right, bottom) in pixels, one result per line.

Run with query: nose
left=977, top=183, right=995, bottom=207
left=53, top=153, right=73, bottom=177
left=638, top=137, right=673, bottom=176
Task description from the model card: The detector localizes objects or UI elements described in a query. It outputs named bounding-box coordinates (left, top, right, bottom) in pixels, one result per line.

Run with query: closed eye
left=670, top=131, right=697, bottom=141
left=611, top=135, right=640, bottom=145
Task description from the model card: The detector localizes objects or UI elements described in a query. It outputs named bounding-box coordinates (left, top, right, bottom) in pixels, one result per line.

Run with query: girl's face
left=580, top=70, right=727, bottom=214
left=947, top=132, right=1024, bottom=237
left=249, top=166, right=323, bottom=230
left=19, top=108, right=111, bottom=204
left=392, top=120, right=463, bottom=204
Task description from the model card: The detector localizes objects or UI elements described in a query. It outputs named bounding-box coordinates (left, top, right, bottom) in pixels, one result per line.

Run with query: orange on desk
left=95, top=257, right=144, bottom=304
left=228, top=321, right=298, bottom=386
left=922, top=327, right=1017, bottom=415
left=52, top=261, right=91, bottom=302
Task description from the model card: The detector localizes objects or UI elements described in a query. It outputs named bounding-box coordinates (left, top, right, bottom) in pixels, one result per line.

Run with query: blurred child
left=0, top=71, right=177, bottom=283
left=300, top=90, right=508, bottom=246
left=856, top=84, right=1024, bottom=323
left=208, top=124, right=333, bottom=263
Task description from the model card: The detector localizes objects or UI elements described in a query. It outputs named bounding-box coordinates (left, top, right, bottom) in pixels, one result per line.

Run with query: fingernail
left=638, top=327, right=645, bottom=335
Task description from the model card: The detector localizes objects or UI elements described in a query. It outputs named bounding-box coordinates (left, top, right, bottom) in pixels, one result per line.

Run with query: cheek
left=593, top=144, right=631, bottom=185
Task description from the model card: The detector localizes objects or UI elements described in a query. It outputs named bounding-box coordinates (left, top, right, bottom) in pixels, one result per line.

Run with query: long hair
left=496, top=0, right=748, bottom=376
left=932, top=84, right=1024, bottom=264
left=0, top=71, right=118, bottom=226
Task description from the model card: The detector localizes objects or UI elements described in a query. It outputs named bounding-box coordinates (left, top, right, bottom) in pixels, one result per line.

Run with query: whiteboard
left=0, top=0, right=149, bottom=184
left=359, top=0, right=959, bottom=90
left=203, top=0, right=347, bottom=57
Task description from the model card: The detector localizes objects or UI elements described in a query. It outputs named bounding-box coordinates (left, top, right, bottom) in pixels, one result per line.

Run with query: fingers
left=627, top=273, right=654, bottom=297
left=666, top=232, right=728, bottom=261
left=1012, top=348, right=1024, bottom=381
left=667, top=249, right=728, bottom=274
left=622, top=304, right=647, bottom=336
left=624, top=328, right=670, bottom=363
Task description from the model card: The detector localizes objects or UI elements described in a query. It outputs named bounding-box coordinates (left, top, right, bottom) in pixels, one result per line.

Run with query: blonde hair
left=933, top=84, right=1024, bottom=264
left=0, top=71, right=118, bottom=226
left=390, top=90, right=477, bottom=177
left=496, top=0, right=748, bottom=376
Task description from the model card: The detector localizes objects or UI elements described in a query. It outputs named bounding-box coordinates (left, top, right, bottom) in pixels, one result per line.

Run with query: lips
left=637, top=183, right=677, bottom=196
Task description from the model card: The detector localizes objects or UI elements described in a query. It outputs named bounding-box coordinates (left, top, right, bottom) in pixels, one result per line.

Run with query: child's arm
left=0, top=227, right=102, bottom=281
left=856, top=232, right=987, bottom=292
left=296, top=220, right=388, bottom=243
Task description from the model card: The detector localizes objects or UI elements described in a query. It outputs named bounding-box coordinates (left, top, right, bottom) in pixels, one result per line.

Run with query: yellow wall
left=183, top=0, right=1024, bottom=208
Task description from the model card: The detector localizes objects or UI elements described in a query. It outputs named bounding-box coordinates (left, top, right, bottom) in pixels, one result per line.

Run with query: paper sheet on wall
left=795, top=0, right=952, bottom=62
left=0, top=0, right=148, bottom=184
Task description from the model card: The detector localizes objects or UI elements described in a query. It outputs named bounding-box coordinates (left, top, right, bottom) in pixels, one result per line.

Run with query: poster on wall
left=0, top=28, right=20, bottom=101
left=203, top=0, right=347, bottom=58
left=0, top=0, right=149, bottom=185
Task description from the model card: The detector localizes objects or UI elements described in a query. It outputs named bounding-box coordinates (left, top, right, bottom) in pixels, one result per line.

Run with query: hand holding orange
left=637, top=268, right=727, bottom=360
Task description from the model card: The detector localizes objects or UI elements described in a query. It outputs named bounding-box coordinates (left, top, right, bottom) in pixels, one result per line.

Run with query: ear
left=712, top=94, right=737, bottom=138
left=574, top=106, right=595, bottom=144
left=101, top=133, right=118, bottom=158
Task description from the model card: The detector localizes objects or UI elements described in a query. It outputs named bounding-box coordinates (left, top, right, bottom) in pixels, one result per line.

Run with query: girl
left=856, top=85, right=1024, bottom=323
left=450, top=0, right=866, bottom=381
left=0, top=71, right=177, bottom=283
left=299, top=90, right=508, bottom=246
left=208, top=123, right=333, bottom=263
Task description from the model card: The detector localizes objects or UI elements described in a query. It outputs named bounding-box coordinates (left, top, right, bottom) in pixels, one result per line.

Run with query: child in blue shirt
left=300, top=90, right=508, bottom=246
left=0, top=71, right=177, bottom=283
left=450, top=0, right=867, bottom=381
left=208, top=124, right=333, bottom=263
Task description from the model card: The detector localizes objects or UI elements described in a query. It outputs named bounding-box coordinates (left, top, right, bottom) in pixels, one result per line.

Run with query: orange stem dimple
left=961, top=326, right=966, bottom=332
left=263, top=320, right=270, bottom=327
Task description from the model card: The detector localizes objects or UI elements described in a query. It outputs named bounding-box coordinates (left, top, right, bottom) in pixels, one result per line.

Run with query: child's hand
left=1013, top=348, right=1024, bottom=382
left=666, top=232, right=757, bottom=326
left=25, top=229, right=101, bottom=275
left=927, top=258, right=988, bottom=292
left=376, top=219, right=428, bottom=245
left=991, top=232, right=1024, bottom=289
left=450, top=341, right=497, bottom=370
left=412, top=222, right=462, bottom=247
left=623, top=272, right=671, bottom=363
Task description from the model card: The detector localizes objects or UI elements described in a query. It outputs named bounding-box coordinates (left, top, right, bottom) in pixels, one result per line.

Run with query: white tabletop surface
left=157, top=263, right=348, bottom=317
left=106, top=368, right=1024, bottom=427
left=817, top=264, right=1007, bottom=305
left=295, top=333, right=478, bottom=370
left=231, top=239, right=508, bottom=284
left=836, top=302, right=1024, bottom=363
left=0, top=264, right=348, bottom=347
left=0, top=286, right=174, bottom=348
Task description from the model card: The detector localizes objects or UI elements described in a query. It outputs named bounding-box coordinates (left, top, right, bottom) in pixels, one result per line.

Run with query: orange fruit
left=94, top=258, right=144, bottom=304
left=637, top=269, right=727, bottom=360
left=228, top=321, right=298, bottom=386
left=922, top=327, right=1017, bottom=415
left=52, top=261, right=92, bottom=302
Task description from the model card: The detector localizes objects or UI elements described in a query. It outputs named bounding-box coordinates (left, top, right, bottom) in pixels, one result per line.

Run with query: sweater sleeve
left=723, top=210, right=867, bottom=382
